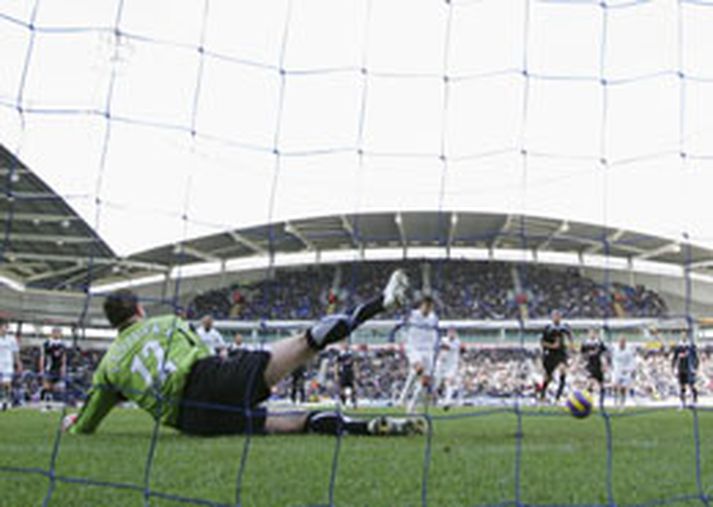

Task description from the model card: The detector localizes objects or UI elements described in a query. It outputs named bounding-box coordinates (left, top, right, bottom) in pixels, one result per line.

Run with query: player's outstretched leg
left=306, top=269, right=408, bottom=351
left=264, top=411, right=426, bottom=436
left=263, top=269, right=409, bottom=387
left=555, top=372, right=566, bottom=402
left=398, top=367, right=417, bottom=406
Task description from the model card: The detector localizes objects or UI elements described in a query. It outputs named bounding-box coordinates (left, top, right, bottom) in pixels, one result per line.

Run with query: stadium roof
left=133, top=211, right=711, bottom=267
left=5, top=140, right=713, bottom=293
left=0, top=145, right=165, bottom=290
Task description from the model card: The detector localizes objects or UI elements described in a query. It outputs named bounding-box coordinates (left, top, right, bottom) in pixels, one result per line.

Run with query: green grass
left=0, top=406, right=711, bottom=506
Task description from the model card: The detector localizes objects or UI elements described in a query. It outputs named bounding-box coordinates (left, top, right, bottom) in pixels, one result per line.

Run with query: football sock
left=555, top=374, right=566, bottom=401
left=444, top=384, right=454, bottom=405
left=692, top=386, right=698, bottom=404
left=305, top=411, right=369, bottom=436
left=407, top=382, right=423, bottom=413
left=399, top=369, right=417, bottom=406
left=306, top=296, right=385, bottom=350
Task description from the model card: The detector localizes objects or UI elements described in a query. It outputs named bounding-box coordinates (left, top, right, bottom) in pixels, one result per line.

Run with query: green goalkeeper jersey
left=71, top=315, right=211, bottom=434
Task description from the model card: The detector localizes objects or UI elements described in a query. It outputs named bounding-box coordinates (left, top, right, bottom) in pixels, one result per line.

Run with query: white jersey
left=405, top=310, right=438, bottom=354
left=437, top=338, right=461, bottom=376
left=611, top=345, right=636, bottom=387
left=404, top=310, right=438, bottom=371
left=197, top=327, right=225, bottom=355
left=0, top=334, right=19, bottom=374
left=611, top=345, right=636, bottom=374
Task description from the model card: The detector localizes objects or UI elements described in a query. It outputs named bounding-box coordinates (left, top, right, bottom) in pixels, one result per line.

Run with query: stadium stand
left=188, top=261, right=669, bottom=321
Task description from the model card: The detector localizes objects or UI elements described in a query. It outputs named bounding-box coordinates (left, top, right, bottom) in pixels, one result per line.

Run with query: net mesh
left=0, top=0, right=712, bottom=505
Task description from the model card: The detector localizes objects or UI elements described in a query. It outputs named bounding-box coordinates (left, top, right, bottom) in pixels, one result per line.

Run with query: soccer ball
left=566, top=390, right=593, bottom=419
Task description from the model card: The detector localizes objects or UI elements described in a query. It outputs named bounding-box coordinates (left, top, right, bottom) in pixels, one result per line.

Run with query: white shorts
left=0, top=370, right=13, bottom=385
left=408, top=349, right=435, bottom=374
left=435, top=363, right=458, bottom=383
left=613, top=370, right=633, bottom=387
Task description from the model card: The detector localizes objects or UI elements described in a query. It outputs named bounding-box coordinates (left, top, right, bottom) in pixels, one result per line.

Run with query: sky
left=1, top=0, right=713, bottom=257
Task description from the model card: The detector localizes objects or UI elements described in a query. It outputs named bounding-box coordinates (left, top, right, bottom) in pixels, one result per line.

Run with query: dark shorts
left=177, top=351, right=272, bottom=436
left=543, top=352, right=567, bottom=376
left=586, top=364, right=604, bottom=383
left=340, top=372, right=354, bottom=389
left=678, top=371, right=696, bottom=386
left=44, top=371, right=63, bottom=384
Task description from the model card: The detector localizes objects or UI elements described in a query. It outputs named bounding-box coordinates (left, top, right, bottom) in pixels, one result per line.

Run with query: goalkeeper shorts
left=177, top=351, right=272, bottom=436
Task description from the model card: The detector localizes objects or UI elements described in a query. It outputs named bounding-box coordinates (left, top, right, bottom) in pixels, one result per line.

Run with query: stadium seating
left=188, top=261, right=669, bottom=321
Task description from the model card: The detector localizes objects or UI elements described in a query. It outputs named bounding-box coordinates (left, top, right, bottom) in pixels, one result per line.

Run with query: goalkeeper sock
left=305, top=411, right=369, bottom=436
left=306, top=296, right=385, bottom=350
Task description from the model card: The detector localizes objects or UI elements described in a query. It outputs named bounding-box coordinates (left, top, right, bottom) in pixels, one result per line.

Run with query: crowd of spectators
left=521, top=266, right=668, bottom=319
left=437, top=261, right=515, bottom=319
left=188, top=261, right=669, bottom=321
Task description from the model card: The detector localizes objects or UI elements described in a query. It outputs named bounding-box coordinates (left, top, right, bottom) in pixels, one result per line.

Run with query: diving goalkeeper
left=63, top=270, right=422, bottom=437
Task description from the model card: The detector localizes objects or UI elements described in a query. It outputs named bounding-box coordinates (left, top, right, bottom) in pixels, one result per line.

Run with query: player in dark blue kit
left=336, top=342, right=358, bottom=409
left=672, top=337, right=699, bottom=408
left=580, top=330, right=607, bottom=403
left=539, top=310, right=573, bottom=402
left=290, top=365, right=306, bottom=404
left=39, top=327, right=67, bottom=409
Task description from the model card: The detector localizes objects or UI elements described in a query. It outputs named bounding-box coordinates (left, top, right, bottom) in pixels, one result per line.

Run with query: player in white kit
left=397, top=296, right=439, bottom=413
left=0, top=319, right=22, bottom=410
left=434, top=327, right=462, bottom=409
left=611, top=337, right=636, bottom=408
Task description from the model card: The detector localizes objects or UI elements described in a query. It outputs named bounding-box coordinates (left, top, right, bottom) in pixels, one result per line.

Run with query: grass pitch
left=0, top=406, right=711, bottom=506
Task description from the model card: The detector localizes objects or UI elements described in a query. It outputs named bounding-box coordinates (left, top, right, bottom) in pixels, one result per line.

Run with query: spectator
left=196, top=315, right=225, bottom=355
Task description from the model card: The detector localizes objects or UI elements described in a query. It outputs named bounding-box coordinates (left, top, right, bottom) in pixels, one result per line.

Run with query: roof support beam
left=2, top=252, right=168, bottom=272
left=395, top=213, right=407, bottom=249
left=0, top=167, right=29, bottom=176
left=341, top=215, right=361, bottom=249
left=226, top=230, right=266, bottom=254
left=586, top=229, right=626, bottom=254
left=26, top=264, right=84, bottom=283
left=538, top=220, right=569, bottom=251
left=447, top=213, right=458, bottom=251
left=690, top=259, right=713, bottom=270
left=0, top=192, right=63, bottom=201
left=635, top=242, right=681, bottom=261
left=54, top=268, right=99, bottom=289
left=2, top=213, right=79, bottom=224
left=7, top=233, right=95, bottom=244
left=285, top=222, right=314, bottom=250
left=491, top=214, right=513, bottom=249
left=178, top=245, right=220, bottom=263
left=11, top=262, right=48, bottom=276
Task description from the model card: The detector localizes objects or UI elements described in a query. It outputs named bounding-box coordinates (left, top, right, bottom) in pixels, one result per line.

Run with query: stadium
left=1, top=0, right=713, bottom=505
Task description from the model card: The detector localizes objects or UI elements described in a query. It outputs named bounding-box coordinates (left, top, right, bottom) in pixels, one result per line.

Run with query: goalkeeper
left=64, top=270, right=423, bottom=437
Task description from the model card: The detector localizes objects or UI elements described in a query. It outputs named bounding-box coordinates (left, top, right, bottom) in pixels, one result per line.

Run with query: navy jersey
left=337, top=350, right=355, bottom=379
left=672, top=343, right=698, bottom=374
left=542, top=324, right=571, bottom=355
left=292, top=364, right=306, bottom=381
left=581, top=339, right=607, bottom=371
left=43, top=339, right=66, bottom=373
